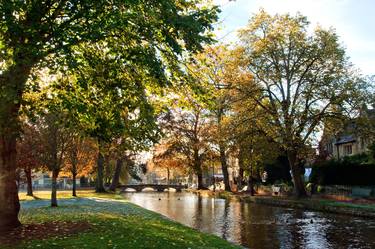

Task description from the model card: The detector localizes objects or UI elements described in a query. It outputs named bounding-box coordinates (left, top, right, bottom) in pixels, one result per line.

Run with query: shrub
left=264, top=155, right=292, bottom=184
left=317, top=185, right=325, bottom=193
left=311, top=155, right=375, bottom=186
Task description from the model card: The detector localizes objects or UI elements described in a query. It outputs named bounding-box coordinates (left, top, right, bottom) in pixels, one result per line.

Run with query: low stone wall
left=315, top=185, right=375, bottom=198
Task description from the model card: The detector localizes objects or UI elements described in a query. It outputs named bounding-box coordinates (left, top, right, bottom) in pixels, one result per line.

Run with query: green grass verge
left=8, top=191, right=239, bottom=249
left=241, top=195, right=375, bottom=217
left=316, top=199, right=375, bottom=211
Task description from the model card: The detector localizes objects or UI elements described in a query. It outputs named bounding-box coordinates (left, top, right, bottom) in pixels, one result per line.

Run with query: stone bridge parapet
left=120, top=184, right=187, bottom=192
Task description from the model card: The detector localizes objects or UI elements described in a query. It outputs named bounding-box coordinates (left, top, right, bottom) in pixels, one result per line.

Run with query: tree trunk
left=25, top=167, right=33, bottom=196
left=0, top=136, right=21, bottom=231
left=109, top=158, right=123, bottom=192
left=237, top=148, right=245, bottom=191
left=193, top=148, right=205, bottom=190
left=51, top=170, right=59, bottom=207
left=219, top=144, right=231, bottom=192
left=238, top=167, right=244, bottom=191
left=247, top=166, right=255, bottom=196
left=247, top=176, right=255, bottom=196
left=72, top=172, right=77, bottom=197
left=167, top=168, right=170, bottom=185
left=0, top=60, right=34, bottom=231
left=96, top=141, right=106, bottom=193
left=287, top=150, right=307, bottom=198
left=197, top=171, right=204, bottom=190
left=71, top=146, right=78, bottom=197
left=217, top=108, right=231, bottom=192
left=104, top=154, right=111, bottom=186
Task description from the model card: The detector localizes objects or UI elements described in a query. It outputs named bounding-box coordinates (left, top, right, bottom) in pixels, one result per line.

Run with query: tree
left=109, top=154, right=141, bottom=191
left=0, top=0, right=219, bottom=230
left=57, top=50, right=161, bottom=192
left=108, top=157, right=124, bottom=192
left=151, top=141, right=187, bottom=185
left=228, top=86, right=280, bottom=194
left=63, top=136, right=96, bottom=197
left=238, top=10, right=365, bottom=197
left=107, top=136, right=146, bottom=192
left=186, top=45, right=235, bottom=191
left=22, top=74, right=78, bottom=206
left=158, top=93, right=213, bottom=189
left=36, top=112, right=72, bottom=207
left=16, top=124, right=41, bottom=196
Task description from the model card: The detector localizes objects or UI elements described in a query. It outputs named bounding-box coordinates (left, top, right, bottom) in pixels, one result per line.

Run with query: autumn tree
left=238, top=10, right=365, bottom=197
left=0, top=0, right=219, bottom=230
left=16, top=124, right=41, bottom=196
left=20, top=81, right=74, bottom=206
left=186, top=46, right=234, bottom=191
left=151, top=141, right=187, bottom=185
left=63, top=136, right=96, bottom=197
left=158, top=93, right=213, bottom=189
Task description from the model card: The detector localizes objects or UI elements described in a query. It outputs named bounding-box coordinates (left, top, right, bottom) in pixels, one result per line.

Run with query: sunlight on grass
left=11, top=192, right=240, bottom=249
left=18, top=190, right=124, bottom=201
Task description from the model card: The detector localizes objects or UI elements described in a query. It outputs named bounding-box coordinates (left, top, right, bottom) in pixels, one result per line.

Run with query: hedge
left=311, top=155, right=375, bottom=186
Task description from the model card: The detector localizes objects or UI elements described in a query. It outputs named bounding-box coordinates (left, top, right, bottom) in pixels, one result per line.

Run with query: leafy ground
left=2, top=191, right=240, bottom=249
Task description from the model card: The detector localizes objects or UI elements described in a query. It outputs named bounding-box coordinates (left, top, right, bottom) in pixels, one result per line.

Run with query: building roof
left=335, top=134, right=356, bottom=145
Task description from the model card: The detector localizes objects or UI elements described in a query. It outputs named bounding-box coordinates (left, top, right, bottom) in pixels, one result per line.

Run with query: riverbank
left=1, top=191, right=240, bottom=249
left=241, top=195, right=375, bottom=218
left=189, top=189, right=375, bottom=218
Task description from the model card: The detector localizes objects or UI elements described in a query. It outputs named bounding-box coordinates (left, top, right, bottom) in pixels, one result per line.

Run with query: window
left=344, top=145, right=352, bottom=155
left=326, top=143, right=333, bottom=154
left=361, top=138, right=368, bottom=150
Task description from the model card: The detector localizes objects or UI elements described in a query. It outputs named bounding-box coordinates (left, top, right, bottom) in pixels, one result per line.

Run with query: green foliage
left=368, top=142, right=375, bottom=161
left=264, top=155, right=292, bottom=184
left=0, top=0, right=219, bottom=65
left=342, top=153, right=371, bottom=165
left=311, top=155, right=375, bottom=186
left=0, top=0, right=220, bottom=137
left=317, top=185, right=325, bottom=193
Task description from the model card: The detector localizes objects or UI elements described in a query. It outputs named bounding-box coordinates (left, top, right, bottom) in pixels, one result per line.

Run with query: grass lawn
left=315, top=198, right=375, bottom=211
left=2, top=190, right=240, bottom=249
left=18, top=190, right=126, bottom=201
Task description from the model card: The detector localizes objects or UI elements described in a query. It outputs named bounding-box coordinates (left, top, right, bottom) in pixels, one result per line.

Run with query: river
left=123, top=192, right=375, bottom=249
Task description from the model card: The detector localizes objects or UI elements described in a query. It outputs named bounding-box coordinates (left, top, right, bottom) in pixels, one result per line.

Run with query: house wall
left=25, top=171, right=84, bottom=190
left=332, top=138, right=369, bottom=159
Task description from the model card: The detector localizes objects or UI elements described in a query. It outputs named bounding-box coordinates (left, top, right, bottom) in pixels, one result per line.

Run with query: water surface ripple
left=123, top=192, right=375, bottom=249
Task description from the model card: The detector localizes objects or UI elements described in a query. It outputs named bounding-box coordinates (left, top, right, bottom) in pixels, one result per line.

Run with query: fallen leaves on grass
left=0, top=221, right=90, bottom=246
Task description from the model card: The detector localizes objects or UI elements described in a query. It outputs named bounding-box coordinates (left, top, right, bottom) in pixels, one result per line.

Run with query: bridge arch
left=164, top=188, right=177, bottom=192
left=123, top=188, right=137, bottom=192
left=141, top=187, right=157, bottom=192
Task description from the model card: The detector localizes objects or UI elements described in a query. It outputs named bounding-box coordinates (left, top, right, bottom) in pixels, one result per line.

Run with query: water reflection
left=123, top=192, right=375, bottom=249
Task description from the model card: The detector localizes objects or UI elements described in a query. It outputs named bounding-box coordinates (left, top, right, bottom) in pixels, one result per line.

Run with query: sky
left=213, top=0, right=375, bottom=75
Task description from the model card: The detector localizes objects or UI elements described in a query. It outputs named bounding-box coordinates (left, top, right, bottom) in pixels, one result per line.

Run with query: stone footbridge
left=120, top=184, right=187, bottom=192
